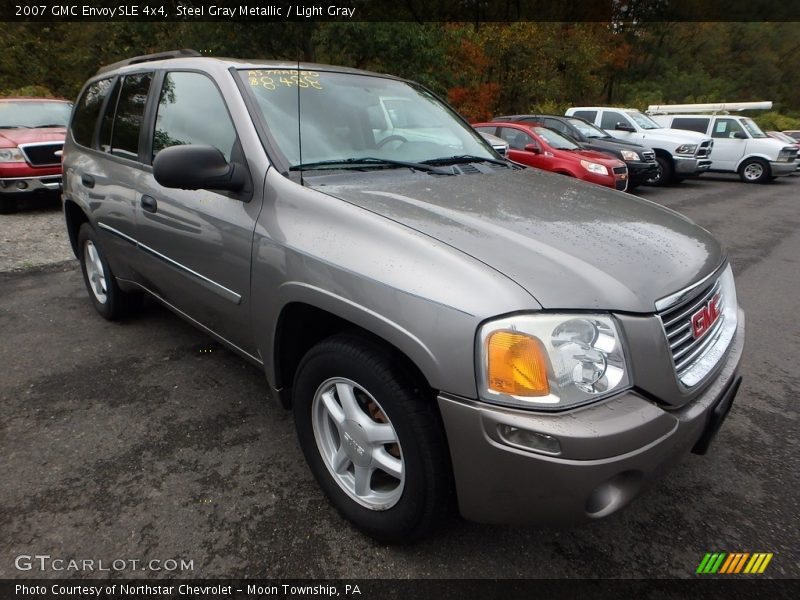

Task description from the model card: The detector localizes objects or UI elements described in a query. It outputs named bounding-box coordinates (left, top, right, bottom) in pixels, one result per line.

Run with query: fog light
left=16, top=181, right=27, bottom=190
left=497, top=424, right=561, bottom=455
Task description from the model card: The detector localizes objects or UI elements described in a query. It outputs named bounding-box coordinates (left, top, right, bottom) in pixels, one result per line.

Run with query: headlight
left=580, top=160, right=608, bottom=175
left=675, top=144, right=697, bottom=155
left=477, top=314, right=631, bottom=411
left=777, top=148, right=795, bottom=162
left=620, top=150, right=640, bottom=161
left=0, top=148, right=25, bottom=163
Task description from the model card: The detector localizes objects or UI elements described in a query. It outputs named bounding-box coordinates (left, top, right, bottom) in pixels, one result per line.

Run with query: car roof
left=0, top=97, right=71, bottom=102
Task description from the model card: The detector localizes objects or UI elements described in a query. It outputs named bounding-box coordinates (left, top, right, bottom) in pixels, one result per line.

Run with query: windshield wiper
left=290, top=157, right=453, bottom=175
left=33, top=123, right=65, bottom=128
left=0, top=125, right=31, bottom=129
left=421, top=155, right=511, bottom=167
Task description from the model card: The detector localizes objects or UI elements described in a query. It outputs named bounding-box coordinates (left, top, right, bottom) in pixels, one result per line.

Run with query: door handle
left=140, top=195, right=158, bottom=213
left=81, top=174, right=95, bottom=188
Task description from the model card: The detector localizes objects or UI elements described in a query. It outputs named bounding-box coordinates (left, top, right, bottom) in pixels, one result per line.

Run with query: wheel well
left=653, top=148, right=673, bottom=164
left=273, top=303, right=432, bottom=409
left=64, top=199, right=89, bottom=259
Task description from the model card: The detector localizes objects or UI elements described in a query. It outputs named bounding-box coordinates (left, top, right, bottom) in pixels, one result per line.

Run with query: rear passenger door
left=134, top=70, right=262, bottom=356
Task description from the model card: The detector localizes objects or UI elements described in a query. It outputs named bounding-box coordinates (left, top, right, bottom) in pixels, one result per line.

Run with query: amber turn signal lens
left=487, top=330, right=550, bottom=396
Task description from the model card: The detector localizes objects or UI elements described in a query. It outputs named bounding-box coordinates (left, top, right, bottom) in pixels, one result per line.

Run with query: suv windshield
left=0, top=100, right=72, bottom=129
left=567, top=117, right=608, bottom=139
left=741, top=118, right=768, bottom=138
left=627, top=111, right=661, bottom=130
left=533, top=126, right=580, bottom=150
left=239, top=69, right=494, bottom=167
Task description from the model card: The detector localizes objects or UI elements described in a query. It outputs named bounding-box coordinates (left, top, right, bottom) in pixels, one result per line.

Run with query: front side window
left=71, top=79, right=113, bottom=147
left=712, top=118, right=746, bottom=139
left=544, top=118, right=573, bottom=138
left=533, top=126, right=579, bottom=150
left=238, top=69, right=493, bottom=167
left=498, top=127, right=534, bottom=150
left=627, top=111, right=661, bottom=130
left=600, top=111, right=631, bottom=131
left=152, top=72, right=237, bottom=161
left=110, top=73, right=153, bottom=161
left=567, top=117, right=608, bottom=139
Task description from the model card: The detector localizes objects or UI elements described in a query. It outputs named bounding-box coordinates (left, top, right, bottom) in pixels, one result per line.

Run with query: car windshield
left=0, top=100, right=72, bottom=128
left=238, top=69, right=494, bottom=167
left=533, top=126, right=579, bottom=150
left=567, top=117, right=608, bottom=139
left=741, top=118, right=767, bottom=138
left=627, top=111, right=661, bottom=130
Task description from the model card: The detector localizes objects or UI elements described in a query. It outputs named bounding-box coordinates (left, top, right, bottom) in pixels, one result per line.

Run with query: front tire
left=0, top=196, right=18, bottom=214
left=645, top=156, right=673, bottom=186
left=739, top=158, right=770, bottom=183
left=78, top=223, right=141, bottom=320
left=293, top=333, right=453, bottom=542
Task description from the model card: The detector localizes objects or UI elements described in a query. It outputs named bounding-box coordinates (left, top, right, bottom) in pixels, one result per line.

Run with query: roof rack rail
left=646, top=101, right=773, bottom=115
left=95, top=49, right=202, bottom=75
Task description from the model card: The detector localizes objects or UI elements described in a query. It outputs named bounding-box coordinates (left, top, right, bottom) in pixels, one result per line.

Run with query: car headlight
left=675, top=144, right=697, bottom=155
left=580, top=160, right=608, bottom=175
left=477, top=314, right=631, bottom=411
left=620, top=150, right=640, bottom=161
left=0, top=148, right=25, bottom=163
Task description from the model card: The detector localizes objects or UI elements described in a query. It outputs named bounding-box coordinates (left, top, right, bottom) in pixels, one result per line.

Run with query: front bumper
left=627, top=160, right=659, bottom=184
left=674, top=156, right=712, bottom=175
left=0, top=175, right=62, bottom=194
left=769, top=161, right=797, bottom=177
left=438, top=309, right=744, bottom=525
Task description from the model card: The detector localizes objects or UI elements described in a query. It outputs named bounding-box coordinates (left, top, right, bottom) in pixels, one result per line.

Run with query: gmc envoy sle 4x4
left=62, top=51, right=744, bottom=542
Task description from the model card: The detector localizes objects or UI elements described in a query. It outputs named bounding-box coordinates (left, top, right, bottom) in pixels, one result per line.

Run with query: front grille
left=696, top=140, right=713, bottom=158
left=641, top=150, right=656, bottom=162
left=19, top=142, right=63, bottom=167
left=658, top=276, right=725, bottom=380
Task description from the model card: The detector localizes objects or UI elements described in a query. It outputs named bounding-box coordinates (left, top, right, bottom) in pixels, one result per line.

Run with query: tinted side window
left=71, top=78, right=113, bottom=147
left=600, top=111, right=629, bottom=130
left=672, top=117, right=710, bottom=134
left=498, top=127, right=533, bottom=150
left=474, top=126, right=498, bottom=136
left=573, top=110, right=597, bottom=122
left=712, top=118, right=745, bottom=139
left=111, top=73, right=153, bottom=161
left=98, top=78, right=122, bottom=153
left=544, top=118, right=572, bottom=137
left=152, top=72, right=237, bottom=161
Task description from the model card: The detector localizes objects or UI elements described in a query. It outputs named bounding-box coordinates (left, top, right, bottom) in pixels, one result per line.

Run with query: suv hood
left=591, top=137, right=651, bottom=151
left=635, top=128, right=710, bottom=145
left=314, top=168, right=724, bottom=313
left=0, top=127, right=66, bottom=147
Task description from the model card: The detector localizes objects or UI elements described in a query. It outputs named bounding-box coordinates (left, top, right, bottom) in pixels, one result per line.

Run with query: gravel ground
left=0, top=196, right=75, bottom=272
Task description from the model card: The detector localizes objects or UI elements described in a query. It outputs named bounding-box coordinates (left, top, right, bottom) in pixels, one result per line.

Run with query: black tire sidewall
left=293, top=335, right=449, bottom=542
left=739, top=159, right=770, bottom=184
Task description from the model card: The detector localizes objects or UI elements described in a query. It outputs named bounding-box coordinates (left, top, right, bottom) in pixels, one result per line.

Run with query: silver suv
left=62, top=51, right=745, bottom=542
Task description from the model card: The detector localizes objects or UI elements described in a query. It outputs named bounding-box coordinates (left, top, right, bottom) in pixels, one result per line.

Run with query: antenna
left=296, top=53, right=304, bottom=186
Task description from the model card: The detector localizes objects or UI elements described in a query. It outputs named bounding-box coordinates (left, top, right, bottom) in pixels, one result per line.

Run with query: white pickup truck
left=566, top=106, right=713, bottom=186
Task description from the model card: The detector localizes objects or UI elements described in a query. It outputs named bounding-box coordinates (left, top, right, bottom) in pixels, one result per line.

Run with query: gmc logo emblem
left=691, top=293, right=721, bottom=339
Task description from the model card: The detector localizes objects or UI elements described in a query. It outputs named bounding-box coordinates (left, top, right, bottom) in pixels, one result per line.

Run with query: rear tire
left=78, top=223, right=142, bottom=320
left=739, top=158, right=770, bottom=183
left=0, top=196, right=18, bottom=214
left=292, top=333, right=453, bottom=542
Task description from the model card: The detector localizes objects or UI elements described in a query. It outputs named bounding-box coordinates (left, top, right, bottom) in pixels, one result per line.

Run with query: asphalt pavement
left=1, top=173, right=798, bottom=579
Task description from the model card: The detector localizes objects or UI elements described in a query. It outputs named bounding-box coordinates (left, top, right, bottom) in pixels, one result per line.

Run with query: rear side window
left=71, top=78, right=114, bottom=147
left=600, top=111, right=630, bottom=130
left=572, top=110, right=597, bottom=122
left=672, top=117, right=710, bottom=134
left=110, top=73, right=153, bottom=161
left=152, top=72, right=237, bottom=161
left=98, top=78, right=122, bottom=152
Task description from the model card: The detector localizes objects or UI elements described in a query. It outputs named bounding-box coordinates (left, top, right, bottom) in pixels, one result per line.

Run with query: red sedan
left=474, top=121, right=629, bottom=191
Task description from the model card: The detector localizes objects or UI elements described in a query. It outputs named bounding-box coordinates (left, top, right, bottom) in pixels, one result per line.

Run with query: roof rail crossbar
left=95, top=49, right=202, bottom=75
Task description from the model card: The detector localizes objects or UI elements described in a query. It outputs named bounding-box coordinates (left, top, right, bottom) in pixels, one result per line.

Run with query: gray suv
left=62, top=51, right=744, bottom=542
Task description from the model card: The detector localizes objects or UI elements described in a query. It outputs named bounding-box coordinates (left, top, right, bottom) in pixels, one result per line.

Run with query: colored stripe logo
left=696, top=552, right=773, bottom=574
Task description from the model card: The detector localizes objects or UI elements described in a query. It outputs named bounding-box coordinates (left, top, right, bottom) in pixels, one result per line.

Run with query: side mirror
left=524, top=143, right=541, bottom=154
left=615, top=122, right=635, bottom=132
left=733, top=131, right=748, bottom=139
left=153, top=145, right=245, bottom=192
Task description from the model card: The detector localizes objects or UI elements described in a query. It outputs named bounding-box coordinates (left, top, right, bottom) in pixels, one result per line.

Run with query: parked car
left=477, top=131, right=509, bottom=156
left=474, top=122, right=629, bottom=190
left=565, top=106, right=713, bottom=186
left=63, top=52, right=744, bottom=542
left=0, top=97, right=71, bottom=213
left=648, top=112, right=798, bottom=183
left=766, top=131, right=800, bottom=171
left=492, top=114, right=658, bottom=189
left=782, top=130, right=800, bottom=142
